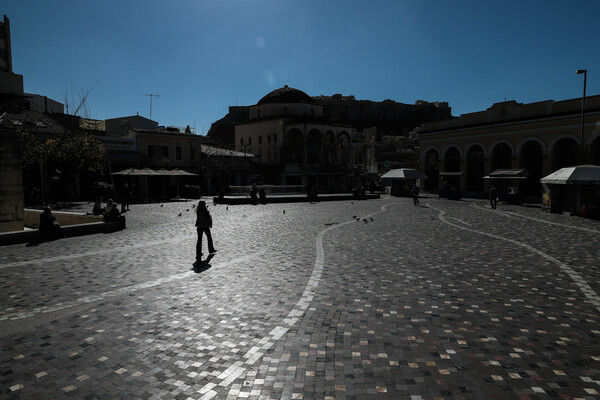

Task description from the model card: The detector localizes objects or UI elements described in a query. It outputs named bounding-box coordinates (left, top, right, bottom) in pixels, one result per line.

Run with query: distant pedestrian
left=411, top=184, right=420, bottom=206
left=195, top=200, right=216, bottom=260
left=490, top=185, right=498, bottom=209
left=121, top=185, right=131, bottom=212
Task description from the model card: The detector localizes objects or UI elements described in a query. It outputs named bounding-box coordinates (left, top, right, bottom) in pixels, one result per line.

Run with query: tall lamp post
left=575, top=69, right=587, bottom=162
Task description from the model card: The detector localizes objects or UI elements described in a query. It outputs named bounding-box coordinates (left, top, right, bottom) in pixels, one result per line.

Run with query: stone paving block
left=1, top=198, right=599, bottom=399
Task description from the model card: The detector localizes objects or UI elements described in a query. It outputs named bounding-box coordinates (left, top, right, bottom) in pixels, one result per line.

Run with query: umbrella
left=162, top=169, right=198, bottom=198
left=111, top=167, right=159, bottom=176
left=380, top=168, right=428, bottom=180
left=160, top=168, right=198, bottom=176
left=540, top=165, right=600, bottom=185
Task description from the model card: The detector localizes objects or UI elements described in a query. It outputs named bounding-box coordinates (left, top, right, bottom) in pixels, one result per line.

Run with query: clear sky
left=3, top=0, right=600, bottom=134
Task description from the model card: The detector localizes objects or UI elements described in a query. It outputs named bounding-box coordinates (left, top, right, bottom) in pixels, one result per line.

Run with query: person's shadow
left=192, top=253, right=215, bottom=273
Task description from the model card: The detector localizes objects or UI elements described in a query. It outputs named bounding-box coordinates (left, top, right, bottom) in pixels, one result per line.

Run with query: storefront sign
left=97, top=136, right=137, bottom=151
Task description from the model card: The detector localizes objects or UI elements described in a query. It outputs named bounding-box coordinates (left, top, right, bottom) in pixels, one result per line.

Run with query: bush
left=92, top=181, right=115, bottom=201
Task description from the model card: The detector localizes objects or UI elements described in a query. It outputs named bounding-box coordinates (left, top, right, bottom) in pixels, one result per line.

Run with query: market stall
left=483, top=169, right=529, bottom=204
left=380, top=169, right=428, bottom=197
left=438, top=172, right=462, bottom=200
left=540, top=165, right=600, bottom=218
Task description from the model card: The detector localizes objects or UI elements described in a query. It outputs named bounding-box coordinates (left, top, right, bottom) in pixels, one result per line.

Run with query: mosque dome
left=257, top=85, right=315, bottom=105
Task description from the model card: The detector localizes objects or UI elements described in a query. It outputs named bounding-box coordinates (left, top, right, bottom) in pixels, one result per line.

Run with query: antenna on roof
left=143, top=93, right=159, bottom=121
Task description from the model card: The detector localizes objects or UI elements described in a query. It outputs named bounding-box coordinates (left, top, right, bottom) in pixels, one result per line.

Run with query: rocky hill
left=206, top=95, right=453, bottom=145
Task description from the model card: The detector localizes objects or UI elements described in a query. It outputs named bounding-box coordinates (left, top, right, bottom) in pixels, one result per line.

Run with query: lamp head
left=575, top=69, right=587, bottom=74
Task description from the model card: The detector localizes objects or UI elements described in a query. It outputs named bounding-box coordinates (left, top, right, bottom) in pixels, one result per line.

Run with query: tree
left=61, top=81, right=99, bottom=118
left=21, top=129, right=107, bottom=174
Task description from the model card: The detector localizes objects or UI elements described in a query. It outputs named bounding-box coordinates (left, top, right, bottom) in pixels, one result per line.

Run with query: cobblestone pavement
left=1, top=197, right=600, bottom=399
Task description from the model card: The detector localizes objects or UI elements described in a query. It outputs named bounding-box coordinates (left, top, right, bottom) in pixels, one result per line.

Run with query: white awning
left=380, top=168, right=428, bottom=180
left=540, top=165, right=600, bottom=185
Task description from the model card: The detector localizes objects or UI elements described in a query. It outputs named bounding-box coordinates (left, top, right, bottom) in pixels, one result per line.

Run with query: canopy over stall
left=483, top=169, right=529, bottom=180
left=540, top=165, right=600, bottom=217
left=112, top=168, right=198, bottom=199
left=484, top=169, right=529, bottom=204
left=380, top=169, right=427, bottom=197
left=380, top=168, right=428, bottom=180
left=540, top=165, right=600, bottom=185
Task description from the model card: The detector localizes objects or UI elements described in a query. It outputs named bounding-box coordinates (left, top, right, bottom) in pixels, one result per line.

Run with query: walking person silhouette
left=195, top=201, right=216, bottom=260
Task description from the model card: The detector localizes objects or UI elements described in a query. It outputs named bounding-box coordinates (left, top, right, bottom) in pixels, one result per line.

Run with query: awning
left=483, top=169, right=529, bottom=180
left=112, top=167, right=159, bottom=176
left=380, top=168, right=428, bottom=180
left=158, top=168, right=198, bottom=176
left=540, top=165, right=600, bottom=185
left=112, top=168, right=198, bottom=176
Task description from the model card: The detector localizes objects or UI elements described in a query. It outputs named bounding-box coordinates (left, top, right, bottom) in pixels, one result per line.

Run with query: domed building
left=235, top=85, right=370, bottom=190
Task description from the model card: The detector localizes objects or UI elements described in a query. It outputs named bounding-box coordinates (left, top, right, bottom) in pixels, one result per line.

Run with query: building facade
left=234, top=85, right=375, bottom=190
left=105, top=115, right=159, bottom=136
left=418, top=95, right=600, bottom=199
left=0, top=127, right=24, bottom=232
left=0, top=15, right=24, bottom=99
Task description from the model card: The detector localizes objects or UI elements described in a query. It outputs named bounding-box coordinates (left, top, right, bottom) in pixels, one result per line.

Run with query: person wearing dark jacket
left=92, top=198, right=103, bottom=215
left=195, top=201, right=216, bottom=260
left=490, top=185, right=498, bottom=209
left=38, top=206, right=62, bottom=241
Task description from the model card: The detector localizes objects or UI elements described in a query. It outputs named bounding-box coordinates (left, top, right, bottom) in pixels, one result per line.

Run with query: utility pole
left=143, top=93, right=159, bottom=121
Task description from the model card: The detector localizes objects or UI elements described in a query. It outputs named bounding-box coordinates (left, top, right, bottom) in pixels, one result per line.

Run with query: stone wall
left=0, top=128, right=24, bottom=232
left=24, top=209, right=103, bottom=229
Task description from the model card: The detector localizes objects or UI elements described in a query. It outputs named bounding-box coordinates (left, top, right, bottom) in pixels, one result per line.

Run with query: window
left=176, top=145, right=182, bottom=160
left=248, top=138, right=252, bottom=146
left=162, top=145, right=169, bottom=158
left=282, top=107, right=288, bottom=115
left=147, top=145, right=154, bottom=158
left=257, top=110, right=261, bottom=118
left=259, top=136, right=262, bottom=144
left=240, top=138, right=244, bottom=146
left=267, top=135, right=271, bottom=143
left=273, top=134, right=277, bottom=143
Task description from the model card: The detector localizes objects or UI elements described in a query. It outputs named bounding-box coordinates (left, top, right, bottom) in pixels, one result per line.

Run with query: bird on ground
left=178, top=213, right=182, bottom=217
left=352, top=215, right=357, bottom=218
left=363, top=219, right=368, bottom=223
left=186, top=209, right=190, bottom=212
left=370, top=217, right=374, bottom=221
left=283, top=210, right=285, bottom=214
left=160, top=204, right=164, bottom=207
left=226, top=206, right=229, bottom=210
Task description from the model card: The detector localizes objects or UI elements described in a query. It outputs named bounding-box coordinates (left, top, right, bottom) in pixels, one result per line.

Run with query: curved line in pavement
left=428, top=203, right=600, bottom=313
left=198, top=202, right=396, bottom=399
left=0, top=235, right=193, bottom=270
left=0, top=250, right=267, bottom=332
left=470, top=203, right=600, bottom=234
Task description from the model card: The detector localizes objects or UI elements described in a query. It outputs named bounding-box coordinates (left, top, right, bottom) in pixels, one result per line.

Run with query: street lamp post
left=575, top=69, right=587, bottom=162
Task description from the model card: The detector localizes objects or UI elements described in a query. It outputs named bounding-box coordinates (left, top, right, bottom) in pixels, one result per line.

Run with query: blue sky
left=4, top=0, right=600, bottom=134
